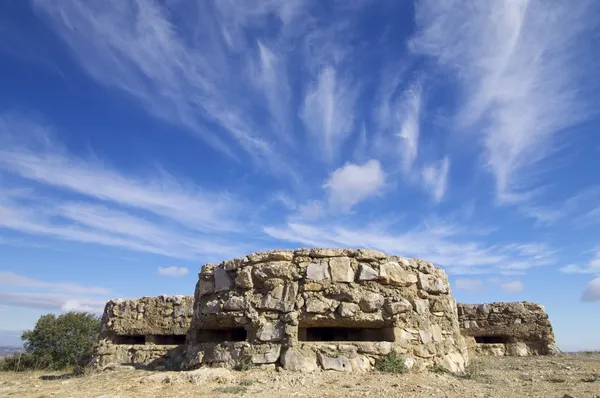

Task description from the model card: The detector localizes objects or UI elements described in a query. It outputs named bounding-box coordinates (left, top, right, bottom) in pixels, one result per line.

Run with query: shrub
left=376, top=352, right=408, bottom=373
left=0, top=312, right=101, bottom=371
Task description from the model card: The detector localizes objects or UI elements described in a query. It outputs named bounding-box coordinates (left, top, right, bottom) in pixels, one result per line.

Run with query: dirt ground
left=0, top=353, right=599, bottom=398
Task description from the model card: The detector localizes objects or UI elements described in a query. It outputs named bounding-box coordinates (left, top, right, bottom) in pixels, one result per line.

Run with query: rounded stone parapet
left=184, top=248, right=469, bottom=373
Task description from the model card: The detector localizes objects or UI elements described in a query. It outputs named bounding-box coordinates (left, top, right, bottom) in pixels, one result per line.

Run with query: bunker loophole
left=299, top=326, right=395, bottom=342
left=196, top=328, right=247, bottom=343
left=114, top=335, right=146, bottom=345
left=475, top=335, right=511, bottom=344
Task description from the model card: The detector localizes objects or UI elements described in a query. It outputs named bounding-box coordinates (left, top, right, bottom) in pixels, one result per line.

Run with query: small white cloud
left=157, top=266, right=189, bottom=277
left=560, top=251, right=600, bottom=274
left=421, top=156, right=450, bottom=202
left=500, top=280, right=524, bottom=292
left=324, top=159, right=385, bottom=212
left=397, top=84, right=422, bottom=173
left=581, top=277, right=600, bottom=302
left=454, top=278, right=485, bottom=292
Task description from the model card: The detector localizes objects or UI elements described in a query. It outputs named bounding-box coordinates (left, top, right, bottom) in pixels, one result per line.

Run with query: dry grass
left=0, top=353, right=599, bottom=398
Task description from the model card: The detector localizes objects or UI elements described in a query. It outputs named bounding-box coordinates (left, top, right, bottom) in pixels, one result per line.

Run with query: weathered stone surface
left=306, top=260, right=330, bottom=281
left=214, top=268, right=233, bottom=292
left=318, top=352, right=352, bottom=372
left=328, top=257, right=354, bottom=282
left=93, top=296, right=193, bottom=368
left=257, top=322, right=285, bottom=342
left=359, top=292, right=385, bottom=312
left=383, top=298, right=412, bottom=314
left=358, top=263, right=378, bottom=281
left=281, top=348, right=318, bottom=372
left=338, top=302, right=360, bottom=317
left=458, top=301, right=557, bottom=357
left=235, top=267, right=253, bottom=289
left=95, top=248, right=469, bottom=373
left=355, top=249, right=387, bottom=261
left=306, top=296, right=334, bottom=313
left=379, top=262, right=418, bottom=286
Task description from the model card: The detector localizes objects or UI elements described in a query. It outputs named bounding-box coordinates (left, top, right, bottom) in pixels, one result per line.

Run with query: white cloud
left=301, top=67, right=357, bottom=162
left=0, top=272, right=110, bottom=295
left=264, top=221, right=554, bottom=274
left=397, top=84, right=422, bottom=173
left=0, top=292, right=107, bottom=314
left=454, top=278, right=485, bottom=292
left=410, top=0, right=597, bottom=201
left=581, top=277, right=600, bottom=302
left=157, top=266, right=189, bottom=277
left=324, top=160, right=386, bottom=213
left=500, top=280, right=524, bottom=292
left=421, top=157, right=450, bottom=202
left=560, top=250, right=600, bottom=274
left=0, top=116, right=239, bottom=233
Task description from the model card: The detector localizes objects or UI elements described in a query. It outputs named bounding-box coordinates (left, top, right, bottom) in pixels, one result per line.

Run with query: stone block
left=329, top=257, right=354, bottom=282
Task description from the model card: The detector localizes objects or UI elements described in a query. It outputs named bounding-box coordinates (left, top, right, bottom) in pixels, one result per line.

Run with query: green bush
left=0, top=312, right=100, bottom=371
left=376, top=352, right=408, bottom=373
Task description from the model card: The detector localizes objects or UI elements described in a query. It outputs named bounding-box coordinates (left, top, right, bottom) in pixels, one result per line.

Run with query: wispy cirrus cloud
left=500, top=280, right=525, bottom=293
left=0, top=292, right=107, bottom=314
left=561, top=250, right=600, bottom=275
left=410, top=0, right=599, bottom=202
left=157, top=266, right=189, bottom=277
left=454, top=278, right=485, bottom=292
left=0, top=116, right=252, bottom=259
left=0, top=272, right=110, bottom=296
left=263, top=220, right=555, bottom=274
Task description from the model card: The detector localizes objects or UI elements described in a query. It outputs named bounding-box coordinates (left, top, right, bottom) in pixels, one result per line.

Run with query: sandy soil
left=1, top=353, right=599, bottom=398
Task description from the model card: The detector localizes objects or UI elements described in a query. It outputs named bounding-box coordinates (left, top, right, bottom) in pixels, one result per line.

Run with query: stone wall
left=457, top=302, right=559, bottom=356
left=94, top=295, right=193, bottom=369
left=183, top=248, right=469, bottom=372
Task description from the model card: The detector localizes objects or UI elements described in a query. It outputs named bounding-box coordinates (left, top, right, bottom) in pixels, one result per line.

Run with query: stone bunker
left=183, top=248, right=469, bottom=372
left=457, top=302, right=559, bottom=356
left=94, top=295, right=193, bottom=369
left=92, top=249, right=559, bottom=372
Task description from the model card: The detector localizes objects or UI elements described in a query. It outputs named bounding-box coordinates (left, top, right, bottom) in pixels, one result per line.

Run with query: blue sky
left=0, top=0, right=599, bottom=350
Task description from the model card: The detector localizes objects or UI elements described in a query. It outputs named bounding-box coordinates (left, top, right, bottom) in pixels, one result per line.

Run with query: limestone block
left=311, top=248, right=345, bottom=257
left=257, top=322, right=285, bottom=342
left=359, top=292, right=385, bottom=312
left=247, top=250, right=294, bottom=263
left=259, top=282, right=298, bottom=312
left=355, top=249, right=387, bottom=261
left=329, top=257, right=354, bottom=282
left=214, top=268, right=233, bottom=292
left=355, top=342, right=392, bottom=355
left=223, top=296, right=247, bottom=311
left=358, top=263, right=378, bottom=281
left=251, top=345, right=282, bottom=364
left=419, top=330, right=432, bottom=344
left=235, top=267, right=253, bottom=289
left=432, top=325, right=443, bottom=342
left=201, top=299, right=221, bottom=314
left=317, top=352, right=352, bottom=372
left=351, top=355, right=371, bottom=372
left=438, top=352, right=467, bottom=373
left=281, top=348, right=318, bottom=372
left=254, top=261, right=300, bottom=281
left=199, top=279, right=214, bottom=296
left=338, top=302, right=360, bottom=317
left=412, top=299, right=430, bottom=315
left=306, top=296, right=334, bottom=313
left=379, top=262, right=418, bottom=286
left=506, top=342, right=529, bottom=356
left=306, top=260, right=330, bottom=281
left=383, top=298, right=412, bottom=314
